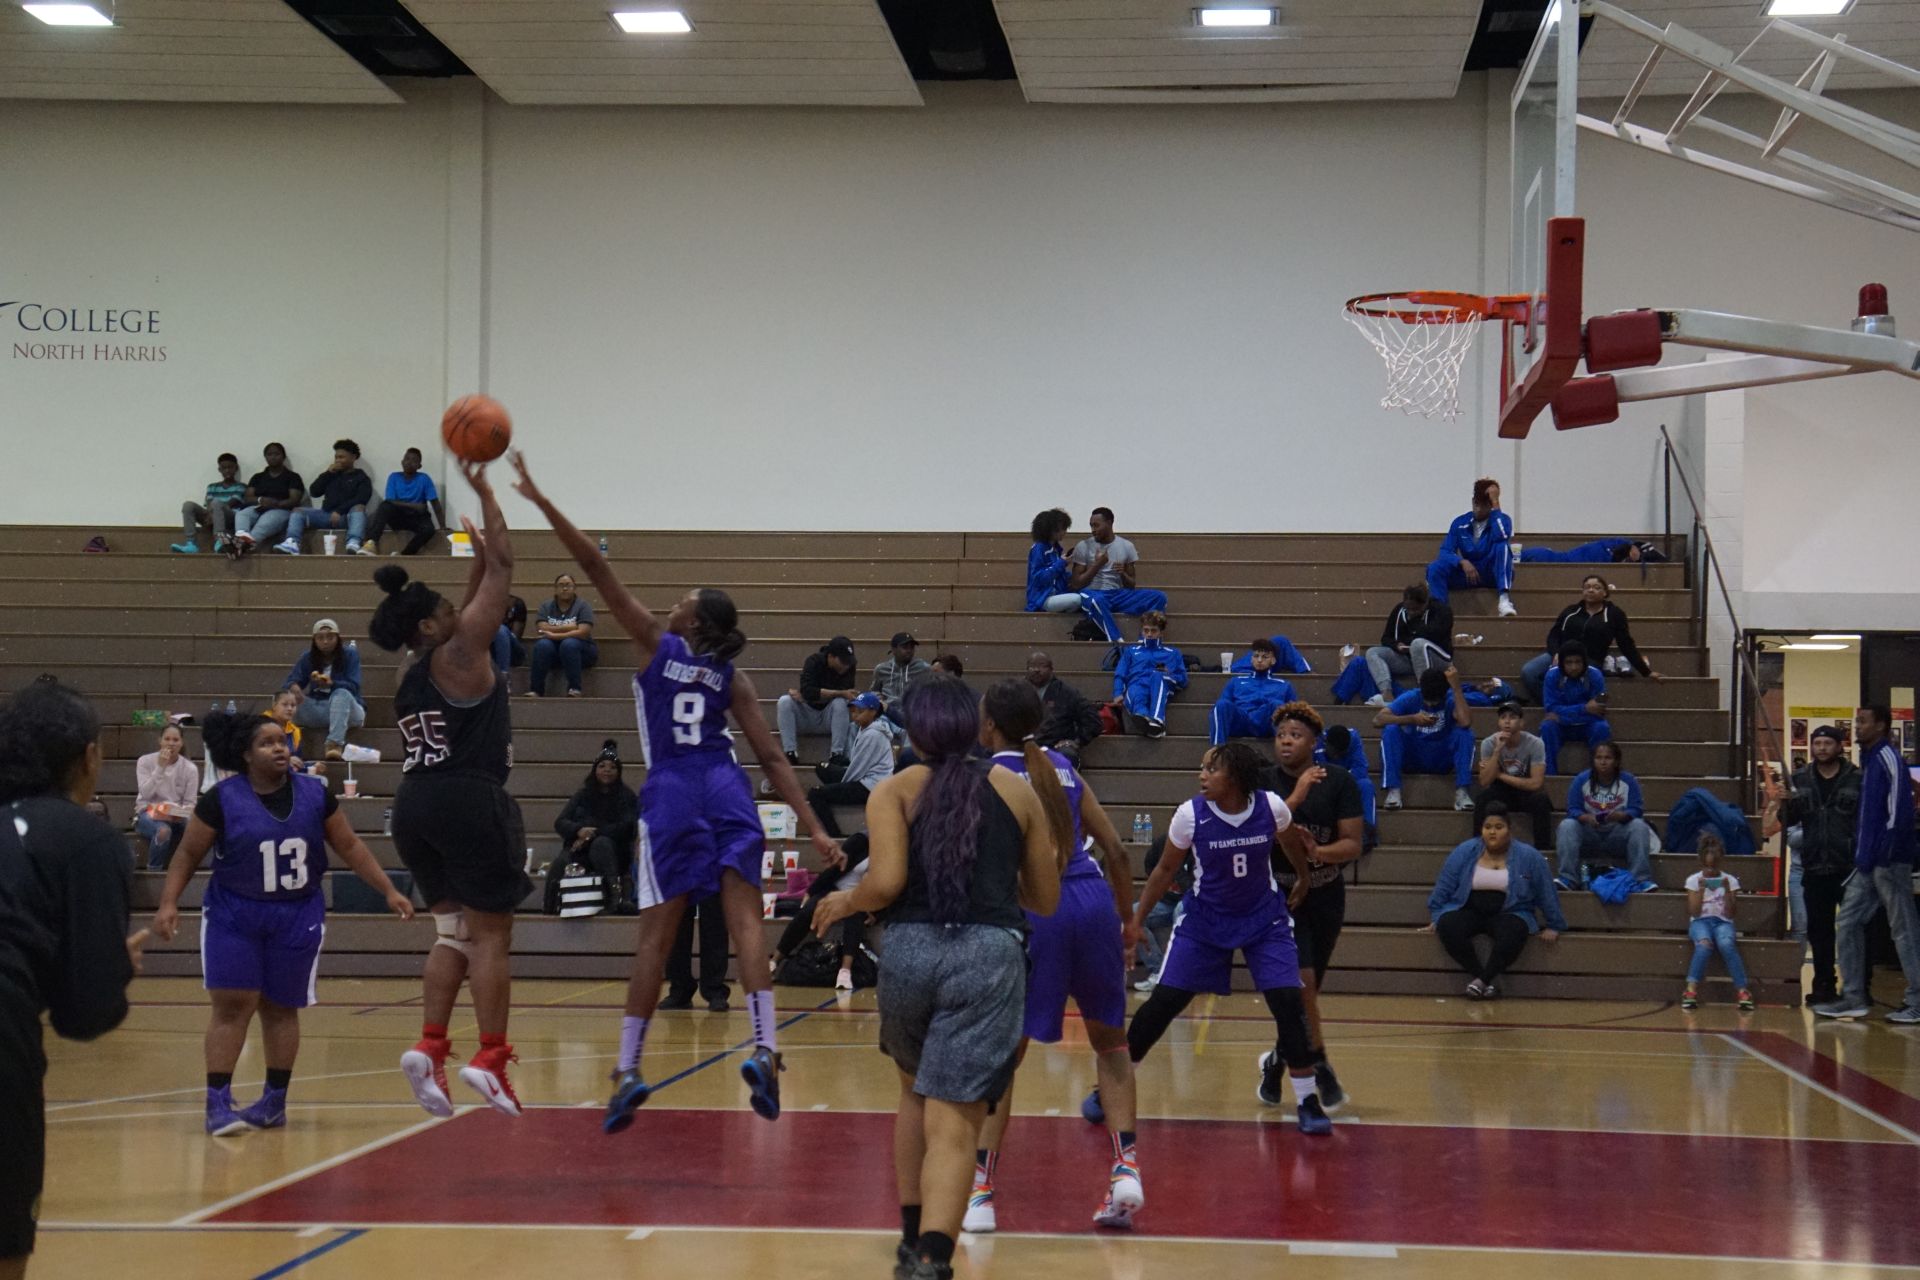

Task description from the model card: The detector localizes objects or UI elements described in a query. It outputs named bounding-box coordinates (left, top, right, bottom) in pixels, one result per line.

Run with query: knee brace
left=433, top=910, right=474, bottom=958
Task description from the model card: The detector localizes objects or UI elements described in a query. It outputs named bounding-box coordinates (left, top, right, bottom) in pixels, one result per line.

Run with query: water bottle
left=598, top=535, right=609, bottom=556
left=1132, top=812, right=1150, bottom=845
left=225, top=698, right=237, bottom=714
left=209, top=700, right=219, bottom=717
left=383, top=807, right=393, bottom=837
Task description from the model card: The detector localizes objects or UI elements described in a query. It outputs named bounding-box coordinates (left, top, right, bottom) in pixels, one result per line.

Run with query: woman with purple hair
left=813, top=675, right=1068, bottom=1280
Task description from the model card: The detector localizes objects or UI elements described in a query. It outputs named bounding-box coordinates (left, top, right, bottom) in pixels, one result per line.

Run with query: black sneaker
left=706, top=994, right=730, bottom=1014
left=1314, top=1062, right=1348, bottom=1114
left=784, top=751, right=800, bottom=767
left=657, top=991, right=694, bottom=1011
left=1255, top=1049, right=1285, bottom=1106
left=894, top=1243, right=917, bottom=1280
left=822, top=753, right=850, bottom=773
left=908, top=1264, right=953, bottom=1280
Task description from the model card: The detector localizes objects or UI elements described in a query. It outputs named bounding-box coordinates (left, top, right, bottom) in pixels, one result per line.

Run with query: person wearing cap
left=804, top=692, right=895, bottom=838
left=1768, top=724, right=1860, bottom=1006
left=777, top=636, right=859, bottom=768
left=282, top=618, right=365, bottom=761
left=869, top=632, right=932, bottom=732
left=1472, top=701, right=1555, bottom=849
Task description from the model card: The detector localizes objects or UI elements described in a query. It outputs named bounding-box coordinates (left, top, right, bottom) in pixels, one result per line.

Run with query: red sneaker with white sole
left=459, top=1043, right=523, bottom=1116
left=400, top=1037, right=454, bottom=1117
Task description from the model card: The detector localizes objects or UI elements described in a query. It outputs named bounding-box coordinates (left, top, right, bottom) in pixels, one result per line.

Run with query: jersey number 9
left=259, top=837, right=310, bottom=894
left=672, top=691, right=705, bottom=745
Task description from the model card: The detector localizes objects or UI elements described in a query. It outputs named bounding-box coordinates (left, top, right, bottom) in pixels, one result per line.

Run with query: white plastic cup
left=322, top=532, right=338, bottom=555
left=341, top=778, right=358, bottom=798
left=762, top=892, right=777, bottom=920
left=1220, top=651, right=1234, bottom=671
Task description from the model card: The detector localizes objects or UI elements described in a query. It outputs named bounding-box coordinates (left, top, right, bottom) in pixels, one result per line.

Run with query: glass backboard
left=1510, top=1, right=1581, bottom=391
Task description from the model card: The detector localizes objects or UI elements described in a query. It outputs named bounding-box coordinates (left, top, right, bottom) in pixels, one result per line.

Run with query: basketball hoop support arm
left=1604, top=309, right=1920, bottom=403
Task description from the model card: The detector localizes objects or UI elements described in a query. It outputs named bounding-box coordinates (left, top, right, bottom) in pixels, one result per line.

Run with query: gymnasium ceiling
left=1, top=0, right=1916, bottom=106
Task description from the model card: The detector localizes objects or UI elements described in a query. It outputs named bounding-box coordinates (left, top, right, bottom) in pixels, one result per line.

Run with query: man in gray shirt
left=1068, top=506, right=1167, bottom=619
left=1471, top=700, right=1555, bottom=848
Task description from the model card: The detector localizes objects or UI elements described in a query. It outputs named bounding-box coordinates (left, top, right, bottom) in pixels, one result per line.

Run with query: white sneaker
left=1454, top=787, right=1475, bottom=811
left=273, top=538, right=301, bottom=555
left=1497, top=596, right=1518, bottom=618
left=963, top=1177, right=996, bottom=1233
left=1365, top=694, right=1388, bottom=708
left=1340, top=644, right=1358, bottom=661
left=345, top=540, right=363, bottom=554
left=1382, top=788, right=1403, bottom=810
left=1093, top=1166, right=1143, bottom=1231
left=834, top=968, right=853, bottom=991
left=1133, top=975, right=1158, bottom=993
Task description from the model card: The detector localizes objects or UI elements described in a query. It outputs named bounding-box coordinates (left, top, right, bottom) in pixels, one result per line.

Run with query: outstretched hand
left=457, top=458, right=492, bottom=495
left=506, top=450, right=542, bottom=505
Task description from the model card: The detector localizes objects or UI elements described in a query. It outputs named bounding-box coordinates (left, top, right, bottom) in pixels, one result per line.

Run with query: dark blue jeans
left=530, top=636, right=598, bottom=695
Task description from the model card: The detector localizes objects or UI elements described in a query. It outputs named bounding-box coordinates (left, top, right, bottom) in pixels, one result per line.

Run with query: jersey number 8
left=672, top=691, right=705, bottom=745
left=1232, top=852, right=1248, bottom=878
left=259, top=837, right=310, bottom=894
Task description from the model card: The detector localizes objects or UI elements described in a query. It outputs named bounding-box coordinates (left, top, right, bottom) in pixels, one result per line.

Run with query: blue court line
left=248, top=1227, right=368, bottom=1279
left=647, top=996, right=837, bottom=1095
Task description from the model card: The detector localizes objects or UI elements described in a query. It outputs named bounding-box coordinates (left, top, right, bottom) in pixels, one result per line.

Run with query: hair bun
left=601, top=738, right=617, bottom=752
left=373, top=565, right=411, bottom=595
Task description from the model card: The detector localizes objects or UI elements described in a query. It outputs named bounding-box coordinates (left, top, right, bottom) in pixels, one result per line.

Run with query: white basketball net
left=1342, top=302, right=1488, bottom=422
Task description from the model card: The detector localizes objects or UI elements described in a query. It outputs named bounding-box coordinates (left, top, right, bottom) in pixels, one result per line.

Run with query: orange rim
left=1345, top=290, right=1532, bottom=325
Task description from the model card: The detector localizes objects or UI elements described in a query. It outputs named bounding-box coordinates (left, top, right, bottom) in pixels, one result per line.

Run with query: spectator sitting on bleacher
left=1554, top=741, right=1655, bottom=891
left=1108, top=611, right=1187, bottom=740
left=1361, top=583, right=1452, bottom=708
left=268, top=686, right=314, bottom=774
left=1520, top=538, right=1665, bottom=564
left=491, top=594, right=528, bottom=677
left=553, top=739, right=639, bottom=914
left=1472, top=701, right=1555, bottom=850
left=1425, top=802, right=1565, bottom=999
left=806, top=693, right=895, bottom=837
left=868, top=632, right=931, bottom=733
left=777, top=636, right=858, bottom=768
left=1069, top=507, right=1168, bottom=625
left=360, top=447, right=444, bottom=557
left=1210, top=638, right=1297, bottom=744
left=1028, top=651, right=1102, bottom=765
left=1375, top=665, right=1475, bottom=813
left=1540, top=642, right=1610, bottom=774
left=172, top=452, right=247, bottom=555
left=134, top=724, right=198, bottom=870
left=527, top=574, right=598, bottom=698
left=277, top=438, right=372, bottom=556
left=1426, top=477, right=1516, bottom=617
left=230, top=443, right=305, bottom=556
left=283, top=619, right=365, bottom=761
left=1680, top=831, right=1754, bottom=1010
left=1027, top=507, right=1122, bottom=643
left=1317, top=724, right=1377, bottom=845
left=1521, top=575, right=1664, bottom=699
left=1229, top=632, right=1311, bottom=674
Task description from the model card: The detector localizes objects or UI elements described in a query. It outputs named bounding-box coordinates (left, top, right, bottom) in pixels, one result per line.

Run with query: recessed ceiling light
left=612, top=10, right=691, bottom=34
left=1195, top=7, right=1277, bottom=28
left=22, top=4, right=113, bottom=25
left=1809, top=633, right=1862, bottom=641
left=1779, top=642, right=1849, bottom=651
left=1764, top=0, right=1853, bottom=17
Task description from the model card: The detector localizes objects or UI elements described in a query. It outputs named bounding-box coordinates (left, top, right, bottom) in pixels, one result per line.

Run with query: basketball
left=441, top=394, right=512, bottom=463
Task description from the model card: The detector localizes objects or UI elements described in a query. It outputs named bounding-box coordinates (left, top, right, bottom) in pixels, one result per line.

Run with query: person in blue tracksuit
left=1027, top=508, right=1122, bottom=642
left=1210, top=639, right=1297, bottom=744
left=1464, top=677, right=1522, bottom=708
left=1539, top=642, right=1610, bottom=774
left=1374, top=666, right=1475, bottom=812
left=1426, top=478, right=1515, bottom=616
left=1228, top=634, right=1312, bottom=675
left=1316, top=723, right=1377, bottom=842
left=1520, top=539, right=1665, bottom=564
left=1109, top=612, right=1187, bottom=739
left=1330, top=652, right=1389, bottom=706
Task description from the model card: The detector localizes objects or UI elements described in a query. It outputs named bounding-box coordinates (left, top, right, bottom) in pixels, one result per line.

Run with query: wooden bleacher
left=0, top=524, right=1799, bottom=1005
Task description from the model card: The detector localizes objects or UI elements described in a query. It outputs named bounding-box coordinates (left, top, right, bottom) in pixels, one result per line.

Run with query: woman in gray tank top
left=813, top=675, right=1067, bottom=1280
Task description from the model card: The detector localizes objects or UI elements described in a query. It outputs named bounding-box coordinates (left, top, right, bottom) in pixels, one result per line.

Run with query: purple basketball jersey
left=634, top=632, right=736, bottom=769
left=991, top=748, right=1099, bottom=878
left=1182, top=790, right=1288, bottom=918
left=207, top=773, right=329, bottom=901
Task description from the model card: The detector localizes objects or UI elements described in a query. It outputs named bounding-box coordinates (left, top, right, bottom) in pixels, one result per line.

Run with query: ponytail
left=690, top=588, right=747, bottom=664
left=1021, top=738, right=1076, bottom=872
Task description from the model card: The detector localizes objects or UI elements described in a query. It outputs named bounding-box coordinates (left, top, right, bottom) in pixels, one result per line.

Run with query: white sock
left=618, top=1016, right=648, bottom=1072
left=1291, top=1073, right=1319, bottom=1106
left=749, top=989, right=777, bottom=1051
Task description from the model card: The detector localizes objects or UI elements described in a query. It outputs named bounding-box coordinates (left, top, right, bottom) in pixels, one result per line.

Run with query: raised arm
left=730, top=671, right=838, bottom=865
left=814, top=772, right=913, bottom=931
left=509, top=451, right=664, bottom=661
left=1447, top=666, right=1471, bottom=728
left=444, top=461, right=514, bottom=665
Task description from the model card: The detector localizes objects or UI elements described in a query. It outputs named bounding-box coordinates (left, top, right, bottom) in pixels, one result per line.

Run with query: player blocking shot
left=368, top=461, right=534, bottom=1118
left=967, top=679, right=1145, bottom=1233
left=508, top=452, right=838, bottom=1129
left=151, top=711, right=413, bottom=1135
left=1095, top=742, right=1334, bottom=1135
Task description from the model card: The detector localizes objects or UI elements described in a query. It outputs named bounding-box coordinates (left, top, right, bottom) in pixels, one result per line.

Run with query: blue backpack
left=1663, top=788, right=1757, bottom=855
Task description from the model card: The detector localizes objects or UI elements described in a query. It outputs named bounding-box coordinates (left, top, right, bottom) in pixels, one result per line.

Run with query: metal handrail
left=1657, top=424, right=1783, bottom=813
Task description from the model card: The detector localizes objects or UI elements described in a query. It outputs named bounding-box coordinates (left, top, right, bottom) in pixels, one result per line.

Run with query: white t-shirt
left=1685, top=870, right=1740, bottom=921
left=1167, top=791, right=1292, bottom=849
left=1471, top=863, right=1511, bottom=892
left=1071, top=536, right=1140, bottom=593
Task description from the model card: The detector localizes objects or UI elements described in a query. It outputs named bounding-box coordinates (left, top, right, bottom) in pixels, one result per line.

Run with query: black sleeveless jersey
left=393, top=656, right=512, bottom=785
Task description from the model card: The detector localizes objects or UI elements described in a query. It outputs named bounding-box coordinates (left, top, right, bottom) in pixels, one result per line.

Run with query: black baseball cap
left=825, top=636, right=855, bottom=662
left=1810, top=724, right=1844, bottom=743
left=891, top=632, right=918, bottom=648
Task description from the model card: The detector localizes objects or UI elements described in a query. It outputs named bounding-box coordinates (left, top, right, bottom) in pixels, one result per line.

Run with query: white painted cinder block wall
left=3, top=78, right=1915, bottom=627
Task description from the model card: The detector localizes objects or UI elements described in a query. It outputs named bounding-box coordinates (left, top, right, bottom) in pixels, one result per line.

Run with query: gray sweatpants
left=878, top=922, right=1025, bottom=1103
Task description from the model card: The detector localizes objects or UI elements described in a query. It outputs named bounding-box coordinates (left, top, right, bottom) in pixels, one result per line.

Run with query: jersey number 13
left=259, top=837, right=310, bottom=893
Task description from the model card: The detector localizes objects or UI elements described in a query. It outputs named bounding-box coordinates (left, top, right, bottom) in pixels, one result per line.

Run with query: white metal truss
left=1577, top=1, right=1920, bottom=233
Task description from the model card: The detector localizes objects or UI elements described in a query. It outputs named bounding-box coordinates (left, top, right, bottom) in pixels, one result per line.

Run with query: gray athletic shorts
left=877, top=922, right=1026, bottom=1104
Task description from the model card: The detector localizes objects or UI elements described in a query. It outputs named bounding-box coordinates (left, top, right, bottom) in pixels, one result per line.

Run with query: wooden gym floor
left=30, top=973, right=1920, bottom=1279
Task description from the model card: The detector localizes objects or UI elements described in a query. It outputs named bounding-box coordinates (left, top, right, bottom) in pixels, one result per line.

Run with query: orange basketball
left=441, top=394, right=512, bottom=463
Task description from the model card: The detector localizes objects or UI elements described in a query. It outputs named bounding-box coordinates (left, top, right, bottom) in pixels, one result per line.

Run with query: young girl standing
left=151, top=711, right=412, bottom=1134
left=1683, top=833, right=1754, bottom=1010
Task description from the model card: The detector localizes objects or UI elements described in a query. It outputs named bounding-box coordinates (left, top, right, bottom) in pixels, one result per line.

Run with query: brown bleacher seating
left=0, top=524, right=1797, bottom=1005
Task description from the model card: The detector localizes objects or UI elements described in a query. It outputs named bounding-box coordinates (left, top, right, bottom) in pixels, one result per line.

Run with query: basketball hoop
left=1343, top=291, right=1530, bottom=422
